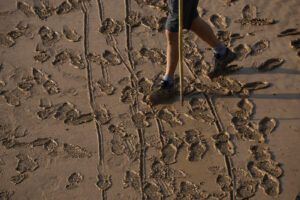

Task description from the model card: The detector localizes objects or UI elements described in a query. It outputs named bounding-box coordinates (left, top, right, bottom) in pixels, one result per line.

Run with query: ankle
left=213, top=43, right=227, bottom=56
left=163, top=74, right=174, bottom=85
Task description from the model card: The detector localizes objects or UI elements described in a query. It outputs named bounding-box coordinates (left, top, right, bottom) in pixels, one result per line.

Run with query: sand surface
left=0, top=0, right=299, bottom=199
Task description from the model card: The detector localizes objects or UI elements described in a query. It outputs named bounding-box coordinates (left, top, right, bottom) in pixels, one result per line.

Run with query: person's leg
left=190, top=16, right=220, bottom=48
left=165, top=30, right=179, bottom=78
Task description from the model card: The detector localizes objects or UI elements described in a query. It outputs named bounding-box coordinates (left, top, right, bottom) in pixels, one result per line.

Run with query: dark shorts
left=165, top=0, right=199, bottom=32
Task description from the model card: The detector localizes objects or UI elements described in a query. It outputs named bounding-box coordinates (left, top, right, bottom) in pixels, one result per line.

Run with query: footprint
left=143, top=182, right=163, bottom=200
left=242, top=4, right=257, bottom=19
left=69, top=52, right=85, bottom=69
left=184, top=129, right=201, bottom=144
left=237, top=98, right=254, bottom=117
left=131, top=112, right=149, bottom=129
left=225, top=0, right=239, bottom=6
left=63, top=143, right=92, bottom=158
left=177, top=181, right=207, bottom=199
left=277, top=28, right=300, bottom=37
left=17, top=1, right=35, bottom=17
left=123, top=170, right=141, bottom=191
left=140, top=47, right=166, bottom=65
left=138, top=78, right=153, bottom=101
left=235, top=18, right=276, bottom=26
left=150, top=159, right=186, bottom=184
left=53, top=50, right=70, bottom=65
left=187, top=141, right=207, bottom=161
left=0, top=33, right=15, bottom=47
left=250, top=145, right=271, bottom=161
left=66, top=113, right=94, bottom=126
left=216, top=175, right=232, bottom=192
left=7, top=29, right=23, bottom=40
left=235, top=123, right=264, bottom=142
left=256, top=58, right=284, bottom=72
left=63, top=26, right=81, bottom=42
left=56, top=1, right=73, bottom=15
left=120, top=86, right=136, bottom=104
left=111, top=136, right=126, bottom=155
left=97, top=173, right=112, bottom=191
left=33, top=68, right=48, bottom=84
left=161, top=143, right=177, bottom=164
left=141, top=16, right=166, bottom=31
left=32, top=138, right=58, bottom=153
left=10, top=173, right=28, bottom=184
left=2, top=137, right=27, bottom=149
left=16, top=154, right=39, bottom=173
left=37, top=104, right=60, bottom=120
left=210, top=14, right=228, bottom=29
left=161, top=131, right=183, bottom=148
left=234, top=44, right=251, bottom=60
left=66, top=172, right=83, bottom=190
left=99, top=18, right=123, bottom=35
left=129, top=50, right=147, bottom=65
left=217, top=30, right=231, bottom=46
left=2, top=89, right=21, bottom=107
left=259, top=117, right=277, bottom=135
left=38, top=26, right=60, bottom=47
left=0, top=190, right=14, bottom=199
left=256, top=160, right=283, bottom=178
left=127, top=11, right=141, bottom=28
left=188, top=98, right=207, bottom=111
left=212, top=132, right=234, bottom=156
left=291, top=38, right=300, bottom=49
left=43, top=79, right=60, bottom=95
left=17, top=77, right=34, bottom=92
left=54, top=102, right=80, bottom=121
left=102, top=50, right=122, bottom=65
left=251, top=40, right=269, bottom=56
left=242, top=81, right=271, bottom=91
left=34, top=4, right=55, bottom=20
left=146, top=0, right=168, bottom=13
left=87, top=53, right=104, bottom=64
left=261, top=174, right=280, bottom=196
left=157, top=108, right=183, bottom=127
left=96, top=80, right=115, bottom=95
left=214, top=76, right=243, bottom=95
left=34, top=50, right=50, bottom=63
left=233, top=168, right=258, bottom=199
left=95, top=105, right=111, bottom=125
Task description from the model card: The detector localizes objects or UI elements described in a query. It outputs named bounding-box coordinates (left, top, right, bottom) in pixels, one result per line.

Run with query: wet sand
left=0, top=0, right=299, bottom=199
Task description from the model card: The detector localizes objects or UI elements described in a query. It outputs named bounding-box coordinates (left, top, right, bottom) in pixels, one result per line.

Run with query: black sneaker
left=209, top=48, right=237, bottom=78
left=214, top=48, right=236, bottom=68
left=146, top=80, right=176, bottom=105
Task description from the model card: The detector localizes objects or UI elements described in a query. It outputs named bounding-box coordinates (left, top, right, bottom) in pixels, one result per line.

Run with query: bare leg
left=165, top=30, right=179, bottom=76
left=190, top=16, right=220, bottom=48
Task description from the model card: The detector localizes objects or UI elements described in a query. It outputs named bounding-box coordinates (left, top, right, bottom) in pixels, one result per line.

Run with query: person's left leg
left=190, top=16, right=220, bottom=48
left=190, top=16, right=236, bottom=71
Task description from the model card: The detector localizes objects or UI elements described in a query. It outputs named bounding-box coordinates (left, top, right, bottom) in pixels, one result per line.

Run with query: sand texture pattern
left=0, top=0, right=299, bottom=199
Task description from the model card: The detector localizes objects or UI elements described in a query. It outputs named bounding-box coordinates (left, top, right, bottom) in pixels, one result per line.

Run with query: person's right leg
left=165, top=30, right=179, bottom=78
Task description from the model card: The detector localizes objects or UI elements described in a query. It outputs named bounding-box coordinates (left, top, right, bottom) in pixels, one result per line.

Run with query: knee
left=165, top=30, right=178, bottom=45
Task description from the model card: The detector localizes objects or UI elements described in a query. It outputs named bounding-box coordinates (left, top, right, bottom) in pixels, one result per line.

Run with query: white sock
left=163, top=74, right=174, bottom=85
left=213, top=43, right=227, bottom=56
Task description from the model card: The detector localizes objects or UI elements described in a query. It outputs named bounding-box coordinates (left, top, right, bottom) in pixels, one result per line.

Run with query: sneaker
left=146, top=80, right=176, bottom=105
left=214, top=48, right=236, bottom=68
left=209, top=48, right=237, bottom=78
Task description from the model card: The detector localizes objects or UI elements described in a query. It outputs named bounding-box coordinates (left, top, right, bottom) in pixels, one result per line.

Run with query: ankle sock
left=163, top=74, right=174, bottom=85
left=213, top=43, right=227, bottom=57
